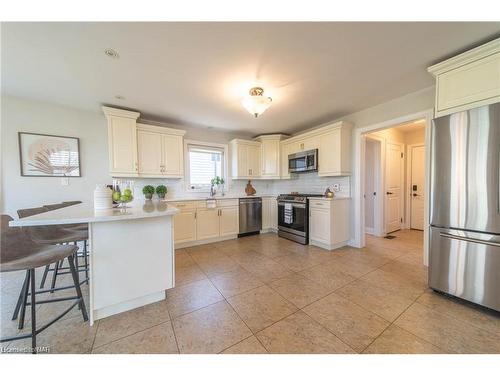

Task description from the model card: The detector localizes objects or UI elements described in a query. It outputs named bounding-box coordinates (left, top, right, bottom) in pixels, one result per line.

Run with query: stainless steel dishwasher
left=238, top=197, right=262, bottom=236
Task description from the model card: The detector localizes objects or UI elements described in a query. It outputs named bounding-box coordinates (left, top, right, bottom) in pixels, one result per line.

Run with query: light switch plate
left=332, top=183, right=340, bottom=192
left=61, top=177, right=69, bottom=186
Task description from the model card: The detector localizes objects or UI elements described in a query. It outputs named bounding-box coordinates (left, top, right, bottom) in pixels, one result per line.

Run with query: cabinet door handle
left=194, top=211, right=197, bottom=219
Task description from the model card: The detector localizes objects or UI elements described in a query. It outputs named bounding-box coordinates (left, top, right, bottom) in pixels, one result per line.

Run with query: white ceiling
left=2, top=22, right=499, bottom=136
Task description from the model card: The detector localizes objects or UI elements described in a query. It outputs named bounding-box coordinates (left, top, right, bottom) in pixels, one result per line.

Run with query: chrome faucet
left=210, top=184, right=216, bottom=197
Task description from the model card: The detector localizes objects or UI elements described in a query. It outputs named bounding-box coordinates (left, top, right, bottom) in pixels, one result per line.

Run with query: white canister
left=94, top=185, right=113, bottom=210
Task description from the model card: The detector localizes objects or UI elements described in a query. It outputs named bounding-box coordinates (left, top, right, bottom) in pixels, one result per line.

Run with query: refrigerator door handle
left=439, top=232, right=500, bottom=247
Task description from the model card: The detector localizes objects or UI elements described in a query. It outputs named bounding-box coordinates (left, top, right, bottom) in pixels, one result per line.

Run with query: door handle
left=412, top=193, right=419, bottom=197
left=439, top=232, right=500, bottom=247
left=386, top=192, right=393, bottom=195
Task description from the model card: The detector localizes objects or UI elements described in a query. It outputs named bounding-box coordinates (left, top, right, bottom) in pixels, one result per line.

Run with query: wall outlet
left=332, top=183, right=340, bottom=192
left=61, top=177, right=69, bottom=186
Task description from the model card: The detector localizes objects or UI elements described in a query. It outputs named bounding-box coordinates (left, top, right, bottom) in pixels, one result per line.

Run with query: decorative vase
left=245, top=180, right=256, bottom=196
left=144, top=193, right=153, bottom=200
left=158, top=193, right=166, bottom=199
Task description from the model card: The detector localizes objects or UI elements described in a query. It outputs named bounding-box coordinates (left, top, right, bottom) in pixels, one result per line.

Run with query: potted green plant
left=210, top=176, right=225, bottom=196
left=142, top=185, right=155, bottom=200
left=156, top=185, right=168, bottom=200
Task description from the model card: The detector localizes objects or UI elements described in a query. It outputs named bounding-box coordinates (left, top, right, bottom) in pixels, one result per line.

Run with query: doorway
left=357, top=112, right=432, bottom=264
left=408, top=143, right=425, bottom=230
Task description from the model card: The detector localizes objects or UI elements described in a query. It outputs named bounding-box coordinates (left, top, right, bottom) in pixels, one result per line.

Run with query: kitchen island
left=9, top=200, right=179, bottom=325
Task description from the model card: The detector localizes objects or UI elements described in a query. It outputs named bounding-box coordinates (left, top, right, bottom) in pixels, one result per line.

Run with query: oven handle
left=278, top=202, right=306, bottom=208
left=439, top=232, right=500, bottom=247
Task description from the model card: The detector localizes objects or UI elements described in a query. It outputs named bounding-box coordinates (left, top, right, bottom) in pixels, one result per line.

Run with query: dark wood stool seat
left=17, top=205, right=90, bottom=290
left=0, top=215, right=88, bottom=353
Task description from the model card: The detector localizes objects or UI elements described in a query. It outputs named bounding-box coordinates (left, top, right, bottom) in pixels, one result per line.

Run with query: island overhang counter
left=9, top=201, right=179, bottom=325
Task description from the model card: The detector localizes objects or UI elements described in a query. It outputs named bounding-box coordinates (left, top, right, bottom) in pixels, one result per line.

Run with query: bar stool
left=42, top=201, right=89, bottom=284
left=0, top=215, right=88, bottom=353
left=16, top=207, right=89, bottom=292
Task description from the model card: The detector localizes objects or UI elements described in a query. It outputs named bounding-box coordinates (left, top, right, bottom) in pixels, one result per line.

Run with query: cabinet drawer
left=171, top=201, right=198, bottom=211
left=217, top=199, right=238, bottom=207
left=309, top=200, right=331, bottom=209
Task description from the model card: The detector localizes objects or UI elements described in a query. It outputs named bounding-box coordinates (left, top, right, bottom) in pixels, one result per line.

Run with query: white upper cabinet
left=136, top=124, right=185, bottom=178
left=103, top=106, right=140, bottom=177
left=229, top=139, right=262, bottom=179
left=137, top=130, right=163, bottom=176
left=318, top=125, right=351, bottom=177
left=253, top=135, right=288, bottom=179
left=428, top=38, right=500, bottom=117
left=104, top=107, right=185, bottom=178
left=161, top=133, right=184, bottom=177
left=281, top=121, right=352, bottom=178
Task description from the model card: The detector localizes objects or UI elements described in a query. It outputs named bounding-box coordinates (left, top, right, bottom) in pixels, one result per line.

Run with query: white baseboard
left=174, top=234, right=238, bottom=249
left=310, top=239, right=349, bottom=251
left=365, top=227, right=374, bottom=235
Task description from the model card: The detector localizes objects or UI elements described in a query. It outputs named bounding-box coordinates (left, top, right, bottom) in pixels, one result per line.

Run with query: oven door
left=278, top=201, right=307, bottom=236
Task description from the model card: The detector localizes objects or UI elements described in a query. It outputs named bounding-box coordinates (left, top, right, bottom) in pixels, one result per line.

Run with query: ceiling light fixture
left=241, top=87, right=272, bottom=118
left=104, top=48, right=119, bottom=59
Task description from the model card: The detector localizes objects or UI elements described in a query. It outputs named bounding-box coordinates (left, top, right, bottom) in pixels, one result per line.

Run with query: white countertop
left=308, top=196, right=351, bottom=200
left=9, top=201, right=179, bottom=227
left=162, top=194, right=277, bottom=202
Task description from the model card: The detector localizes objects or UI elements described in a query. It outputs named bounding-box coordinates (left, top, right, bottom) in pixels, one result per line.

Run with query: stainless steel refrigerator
left=429, top=102, right=500, bottom=312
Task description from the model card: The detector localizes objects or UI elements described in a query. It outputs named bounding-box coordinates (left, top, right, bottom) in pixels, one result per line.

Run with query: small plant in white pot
left=156, top=185, right=167, bottom=200
left=142, top=185, right=155, bottom=200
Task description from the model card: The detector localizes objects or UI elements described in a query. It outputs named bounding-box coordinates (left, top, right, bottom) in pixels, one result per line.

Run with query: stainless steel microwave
left=288, top=149, right=318, bottom=173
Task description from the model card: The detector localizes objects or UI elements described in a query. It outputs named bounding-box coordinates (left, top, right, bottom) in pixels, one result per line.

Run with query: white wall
left=1, top=96, right=109, bottom=217
left=0, top=96, right=254, bottom=217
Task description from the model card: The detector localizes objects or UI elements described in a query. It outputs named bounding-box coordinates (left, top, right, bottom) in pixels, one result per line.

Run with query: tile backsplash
left=129, top=173, right=349, bottom=200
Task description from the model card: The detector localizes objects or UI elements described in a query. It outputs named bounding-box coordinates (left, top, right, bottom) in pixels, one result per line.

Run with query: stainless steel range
left=277, top=193, right=323, bottom=244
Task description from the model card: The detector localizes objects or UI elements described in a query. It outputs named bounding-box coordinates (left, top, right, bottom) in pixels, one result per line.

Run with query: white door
left=107, top=116, right=138, bottom=175
left=270, top=199, right=278, bottom=230
left=309, top=208, right=330, bottom=243
left=137, top=130, right=163, bottom=175
left=261, top=139, right=279, bottom=177
left=237, top=144, right=248, bottom=178
left=262, top=198, right=271, bottom=229
left=385, top=142, right=403, bottom=233
left=410, top=145, right=425, bottom=230
left=318, top=128, right=341, bottom=176
left=219, top=207, right=239, bottom=236
left=162, top=135, right=183, bottom=177
left=196, top=208, right=220, bottom=240
left=174, top=210, right=197, bottom=244
left=247, top=144, right=261, bottom=178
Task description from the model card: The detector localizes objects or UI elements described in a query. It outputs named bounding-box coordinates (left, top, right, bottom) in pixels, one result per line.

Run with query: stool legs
left=50, top=260, right=60, bottom=293
left=39, top=264, right=50, bottom=289
left=67, top=254, right=88, bottom=322
left=83, top=240, right=89, bottom=284
left=30, top=269, right=36, bottom=352
left=18, top=270, right=31, bottom=329
left=12, top=270, right=29, bottom=321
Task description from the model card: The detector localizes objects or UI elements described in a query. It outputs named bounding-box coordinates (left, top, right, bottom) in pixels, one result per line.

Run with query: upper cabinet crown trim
left=137, top=122, right=186, bottom=136
left=102, top=106, right=140, bottom=120
left=230, top=139, right=262, bottom=146
left=428, top=38, right=500, bottom=76
left=282, top=120, right=352, bottom=145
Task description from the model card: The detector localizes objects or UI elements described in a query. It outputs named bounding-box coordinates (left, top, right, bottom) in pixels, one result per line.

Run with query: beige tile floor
left=2, top=230, right=500, bottom=354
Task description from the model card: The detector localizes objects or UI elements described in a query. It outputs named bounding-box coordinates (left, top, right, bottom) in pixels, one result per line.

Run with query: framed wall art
left=18, top=132, right=81, bottom=177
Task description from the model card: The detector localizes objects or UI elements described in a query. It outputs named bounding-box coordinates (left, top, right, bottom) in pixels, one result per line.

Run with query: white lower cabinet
left=219, top=206, right=239, bottom=236
left=196, top=208, right=220, bottom=240
left=173, top=209, right=197, bottom=244
left=262, top=196, right=278, bottom=232
left=309, top=198, right=350, bottom=250
left=172, top=199, right=239, bottom=248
